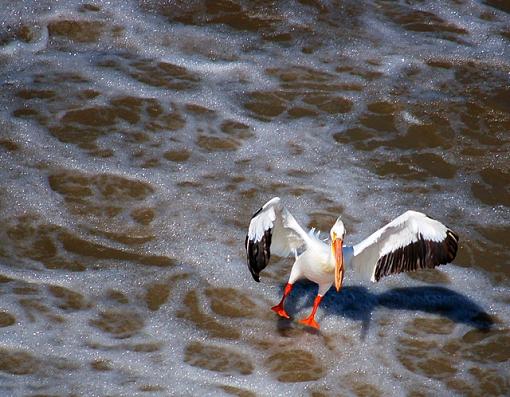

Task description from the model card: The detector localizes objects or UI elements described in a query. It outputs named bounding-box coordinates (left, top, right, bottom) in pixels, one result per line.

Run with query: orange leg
left=299, top=295, right=323, bottom=329
left=271, top=283, right=293, bottom=319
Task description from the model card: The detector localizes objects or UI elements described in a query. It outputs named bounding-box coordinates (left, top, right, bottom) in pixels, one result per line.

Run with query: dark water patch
left=106, top=289, right=129, bottom=304
left=90, top=309, right=145, bottom=338
left=367, top=101, right=397, bottom=114
left=303, top=95, right=353, bottom=114
left=0, top=23, right=40, bottom=46
left=459, top=328, right=510, bottom=363
left=163, top=149, right=191, bottom=162
left=80, top=3, right=101, bottom=12
left=371, top=153, right=457, bottom=181
left=439, top=332, right=510, bottom=393
left=141, top=158, right=161, bottom=168
left=130, top=207, right=155, bottom=225
left=243, top=91, right=287, bottom=120
left=244, top=65, right=357, bottom=121
left=397, top=337, right=458, bottom=380
left=89, top=228, right=154, bottom=245
left=48, top=285, right=90, bottom=311
left=0, top=311, right=15, bottom=327
left=404, top=317, right=455, bottom=337
left=87, top=339, right=162, bottom=353
left=426, top=59, right=454, bottom=69
left=456, top=229, right=510, bottom=284
left=139, top=384, right=166, bottom=392
left=393, top=124, right=454, bottom=150
left=205, top=287, right=258, bottom=318
left=19, top=298, right=64, bottom=323
left=465, top=367, right=510, bottom=395
left=484, top=0, right=510, bottom=14
left=0, top=348, right=40, bottom=375
left=49, top=171, right=154, bottom=224
left=59, top=232, right=175, bottom=267
left=16, top=89, right=57, bottom=100
left=265, top=349, right=325, bottom=382
left=197, top=135, right=239, bottom=151
left=48, top=19, right=105, bottom=43
left=378, top=0, right=467, bottom=40
left=184, top=341, right=254, bottom=375
left=0, top=274, right=13, bottom=283
left=12, top=283, right=39, bottom=295
left=145, top=273, right=188, bottom=311
left=2, top=217, right=87, bottom=271
left=244, top=92, right=353, bottom=121
left=145, top=0, right=282, bottom=33
left=90, top=359, right=112, bottom=371
left=220, top=119, right=253, bottom=138
left=147, top=109, right=186, bottom=131
left=406, top=268, right=451, bottom=284
left=349, top=68, right=384, bottom=81
left=185, top=103, right=217, bottom=118
left=335, top=63, right=384, bottom=82
left=268, top=66, right=339, bottom=88
left=177, top=290, right=240, bottom=339
left=333, top=127, right=378, bottom=151
left=342, top=373, right=383, bottom=397
left=359, top=112, right=395, bottom=132
left=145, top=282, right=171, bottom=311
left=98, top=54, right=200, bottom=90
left=336, top=110, right=455, bottom=153
left=143, top=0, right=368, bottom=54
left=62, top=106, right=118, bottom=127
left=11, top=70, right=192, bottom=154
left=471, top=168, right=510, bottom=207
left=218, top=385, right=256, bottom=397
left=404, top=152, right=456, bottom=179
left=41, top=258, right=86, bottom=272
left=477, top=225, right=510, bottom=255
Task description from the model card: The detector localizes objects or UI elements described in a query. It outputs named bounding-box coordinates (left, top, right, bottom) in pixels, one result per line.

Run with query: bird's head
left=330, top=217, right=345, bottom=241
left=330, top=217, right=345, bottom=292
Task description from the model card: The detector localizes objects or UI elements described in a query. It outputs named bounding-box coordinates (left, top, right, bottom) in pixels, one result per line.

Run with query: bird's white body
left=245, top=197, right=458, bottom=328
left=288, top=236, right=353, bottom=296
left=290, top=241, right=332, bottom=293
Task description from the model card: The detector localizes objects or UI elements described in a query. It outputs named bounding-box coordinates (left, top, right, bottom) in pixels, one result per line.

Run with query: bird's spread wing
left=351, top=210, right=459, bottom=282
left=245, top=197, right=310, bottom=282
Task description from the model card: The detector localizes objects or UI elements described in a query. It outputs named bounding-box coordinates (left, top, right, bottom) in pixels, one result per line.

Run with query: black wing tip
left=245, top=230, right=272, bottom=283
left=247, top=254, right=261, bottom=282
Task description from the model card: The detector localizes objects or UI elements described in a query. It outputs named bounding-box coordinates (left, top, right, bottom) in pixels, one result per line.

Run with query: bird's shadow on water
left=278, top=281, right=494, bottom=338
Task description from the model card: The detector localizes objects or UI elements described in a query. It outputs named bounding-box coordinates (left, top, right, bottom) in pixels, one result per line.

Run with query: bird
left=245, top=197, right=459, bottom=329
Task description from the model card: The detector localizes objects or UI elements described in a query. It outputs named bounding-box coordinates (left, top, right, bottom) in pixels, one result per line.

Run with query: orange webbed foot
left=271, top=304, right=290, bottom=319
left=298, top=316, right=320, bottom=330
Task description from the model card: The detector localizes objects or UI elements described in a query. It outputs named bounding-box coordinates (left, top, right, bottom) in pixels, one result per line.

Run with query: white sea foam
left=0, top=0, right=508, bottom=395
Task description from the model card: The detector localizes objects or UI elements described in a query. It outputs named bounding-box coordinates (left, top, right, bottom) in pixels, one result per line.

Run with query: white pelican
left=245, top=197, right=459, bottom=329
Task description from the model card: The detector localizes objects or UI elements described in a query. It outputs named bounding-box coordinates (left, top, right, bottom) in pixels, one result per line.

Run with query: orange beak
left=333, top=238, right=344, bottom=292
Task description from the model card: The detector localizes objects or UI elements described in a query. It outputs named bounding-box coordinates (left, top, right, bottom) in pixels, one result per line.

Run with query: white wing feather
left=351, top=210, right=456, bottom=282
left=247, top=197, right=310, bottom=257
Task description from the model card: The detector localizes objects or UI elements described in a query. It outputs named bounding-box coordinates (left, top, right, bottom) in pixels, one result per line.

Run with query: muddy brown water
left=0, top=1, right=509, bottom=396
